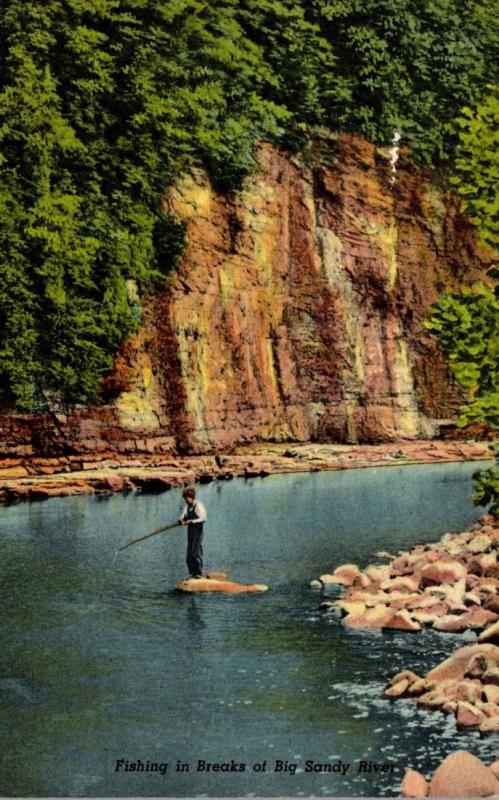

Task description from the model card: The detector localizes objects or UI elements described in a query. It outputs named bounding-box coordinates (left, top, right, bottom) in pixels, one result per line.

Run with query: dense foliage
left=307, top=0, right=498, bottom=162
left=426, top=88, right=499, bottom=515
left=0, top=0, right=497, bottom=407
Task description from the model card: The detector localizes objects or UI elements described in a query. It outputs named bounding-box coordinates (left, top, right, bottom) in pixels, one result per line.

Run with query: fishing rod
left=118, top=520, right=181, bottom=552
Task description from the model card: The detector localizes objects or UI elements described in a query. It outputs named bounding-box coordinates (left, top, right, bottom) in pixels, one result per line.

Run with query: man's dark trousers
left=186, top=523, right=203, bottom=577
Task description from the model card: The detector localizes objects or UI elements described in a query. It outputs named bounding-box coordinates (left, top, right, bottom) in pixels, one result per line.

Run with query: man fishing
left=179, top=488, right=207, bottom=579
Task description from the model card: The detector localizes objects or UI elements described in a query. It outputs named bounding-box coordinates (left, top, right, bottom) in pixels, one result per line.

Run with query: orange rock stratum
left=0, top=133, right=492, bottom=458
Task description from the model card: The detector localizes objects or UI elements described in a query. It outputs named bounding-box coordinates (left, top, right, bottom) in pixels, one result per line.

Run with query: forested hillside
left=0, top=0, right=496, bottom=410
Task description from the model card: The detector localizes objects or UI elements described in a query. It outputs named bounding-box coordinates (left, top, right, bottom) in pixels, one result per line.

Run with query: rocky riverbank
left=385, top=642, right=499, bottom=734
left=313, top=514, right=498, bottom=636
left=0, top=439, right=492, bottom=504
left=314, top=513, right=499, bottom=734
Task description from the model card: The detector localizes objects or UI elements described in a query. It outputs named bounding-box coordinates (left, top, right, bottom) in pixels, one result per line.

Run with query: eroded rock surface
left=0, top=133, right=491, bottom=458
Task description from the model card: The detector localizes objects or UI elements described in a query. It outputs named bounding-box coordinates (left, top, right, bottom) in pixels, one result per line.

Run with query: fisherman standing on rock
left=179, top=488, right=207, bottom=579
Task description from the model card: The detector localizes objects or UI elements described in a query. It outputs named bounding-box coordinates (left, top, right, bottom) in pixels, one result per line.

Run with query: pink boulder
left=426, top=644, right=499, bottom=683
left=455, top=701, right=484, bottom=727
left=176, top=578, right=268, bottom=594
left=478, top=620, right=499, bottom=643
left=343, top=605, right=392, bottom=629
left=402, top=768, right=428, bottom=797
left=421, top=561, right=467, bottom=586
left=331, top=564, right=362, bottom=586
left=429, top=750, right=499, bottom=797
left=384, top=610, right=421, bottom=632
left=432, top=615, right=469, bottom=633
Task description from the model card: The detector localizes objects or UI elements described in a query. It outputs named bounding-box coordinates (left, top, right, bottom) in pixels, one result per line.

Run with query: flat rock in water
left=176, top=575, right=268, bottom=593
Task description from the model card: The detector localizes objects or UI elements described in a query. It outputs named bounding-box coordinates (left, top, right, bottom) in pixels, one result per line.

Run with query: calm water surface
left=1, top=461, right=496, bottom=797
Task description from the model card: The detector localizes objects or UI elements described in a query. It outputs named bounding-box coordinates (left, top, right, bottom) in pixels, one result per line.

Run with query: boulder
left=343, top=605, right=393, bottom=629
left=468, top=534, right=493, bottom=554
left=384, top=678, right=410, bottom=698
left=417, top=688, right=447, bottom=708
left=426, top=644, right=499, bottom=683
left=330, top=564, right=362, bottom=586
left=362, top=591, right=391, bottom=608
left=411, top=610, right=444, bottom=626
left=455, top=701, right=484, bottom=727
left=410, top=594, right=443, bottom=610
left=356, top=572, right=371, bottom=589
left=408, top=678, right=427, bottom=695
left=483, top=666, right=499, bottom=685
left=489, top=760, right=499, bottom=779
left=461, top=606, right=498, bottom=630
left=382, top=576, right=420, bottom=593
left=455, top=679, right=481, bottom=704
left=402, top=768, right=428, bottom=797
left=339, top=600, right=367, bottom=616
left=389, top=670, right=421, bottom=686
left=478, top=701, right=499, bottom=718
left=478, top=578, right=499, bottom=594
left=318, top=573, right=340, bottom=585
left=484, top=595, right=499, bottom=614
left=472, top=553, right=497, bottom=576
left=421, top=561, right=467, bottom=586
left=383, top=610, right=421, bottom=632
left=176, top=578, right=268, bottom=593
left=433, top=615, right=469, bottom=633
left=429, top=751, right=499, bottom=797
left=483, top=684, right=499, bottom=704
left=464, top=653, right=490, bottom=678
left=364, top=564, right=390, bottom=584
left=479, top=716, right=499, bottom=733
left=466, top=573, right=480, bottom=589
left=464, top=590, right=482, bottom=605
left=387, top=594, right=422, bottom=611
left=478, top=621, right=499, bottom=643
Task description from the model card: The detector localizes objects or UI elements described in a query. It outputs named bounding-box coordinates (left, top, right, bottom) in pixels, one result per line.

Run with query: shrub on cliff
left=426, top=87, right=499, bottom=515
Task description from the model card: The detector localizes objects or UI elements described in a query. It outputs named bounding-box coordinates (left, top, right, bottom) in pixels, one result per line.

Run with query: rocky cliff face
left=0, top=134, right=489, bottom=457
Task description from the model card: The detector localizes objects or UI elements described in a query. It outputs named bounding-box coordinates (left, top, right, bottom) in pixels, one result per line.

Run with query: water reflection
left=0, top=460, right=494, bottom=796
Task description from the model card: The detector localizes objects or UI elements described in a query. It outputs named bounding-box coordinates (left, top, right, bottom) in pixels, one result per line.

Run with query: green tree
left=0, top=0, right=289, bottom=406
left=307, top=0, right=499, bottom=162
left=426, top=88, right=499, bottom=515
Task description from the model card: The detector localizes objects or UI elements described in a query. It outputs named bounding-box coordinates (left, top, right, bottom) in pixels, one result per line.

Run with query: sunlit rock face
left=0, top=133, right=490, bottom=457
left=143, top=133, right=487, bottom=451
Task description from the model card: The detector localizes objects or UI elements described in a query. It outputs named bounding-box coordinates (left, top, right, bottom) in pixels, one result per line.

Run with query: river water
left=1, top=461, right=496, bottom=797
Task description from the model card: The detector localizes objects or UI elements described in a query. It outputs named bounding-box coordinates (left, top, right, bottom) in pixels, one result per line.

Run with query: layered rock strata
left=0, top=440, right=491, bottom=504
left=0, top=133, right=491, bottom=457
